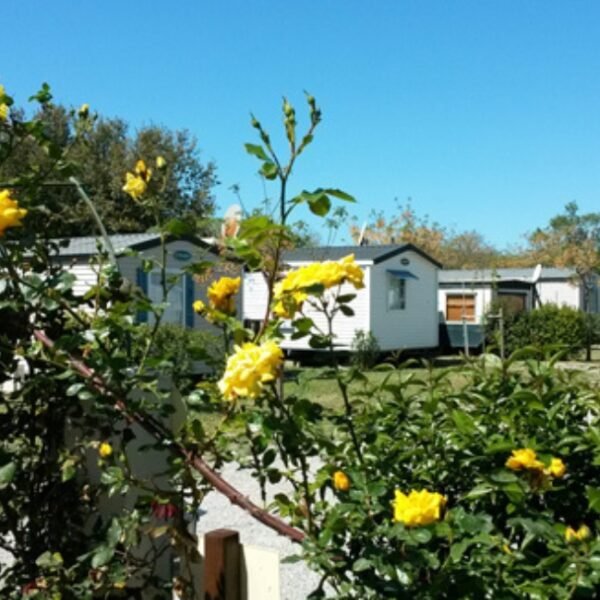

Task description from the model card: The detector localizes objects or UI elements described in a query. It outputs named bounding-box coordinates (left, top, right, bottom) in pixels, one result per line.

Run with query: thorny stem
left=33, top=330, right=305, bottom=544
left=324, top=297, right=364, bottom=465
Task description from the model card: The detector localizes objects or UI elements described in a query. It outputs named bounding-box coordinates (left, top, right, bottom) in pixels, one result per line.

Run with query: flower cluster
left=273, top=254, right=364, bottom=318
left=207, top=276, right=240, bottom=314
left=565, top=524, right=591, bottom=543
left=506, top=448, right=566, bottom=478
left=392, top=489, right=447, bottom=528
left=0, top=85, right=9, bottom=121
left=122, top=159, right=152, bottom=200
left=0, top=190, right=27, bottom=237
left=218, top=340, right=283, bottom=400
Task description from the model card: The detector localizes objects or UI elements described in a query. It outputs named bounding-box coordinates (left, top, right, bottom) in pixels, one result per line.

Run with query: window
left=388, top=276, right=406, bottom=310
left=148, top=270, right=185, bottom=325
left=446, top=294, right=476, bottom=322
left=497, top=292, right=527, bottom=314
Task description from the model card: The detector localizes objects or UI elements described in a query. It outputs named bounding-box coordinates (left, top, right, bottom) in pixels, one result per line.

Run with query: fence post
left=204, top=529, right=241, bottom=600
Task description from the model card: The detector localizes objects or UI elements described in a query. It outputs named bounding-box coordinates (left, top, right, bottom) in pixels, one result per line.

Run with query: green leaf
left=244, top=143, right=269, bottom=161
left=451, top=410, right=477, bottom=436
left=490, top=470, right=518, bottom=483
left=163, top=218, right=196, bottom=236
left=338, top=304, right=354, bottom=317
left=61, top=459, right=77, bottom=482
left=307, top=194, right=331, bottom=217
left=36, top=551, right=63, bottom=570
left=309, top=335, right=330, bottom=349
left=409, top=528, right=432, bottom=544
left=107, top=518, right=123, bottom=546
left=91, top=545, right=115, bottom=568
left=0, top=462, right=16, bottom=488
left=260, top=161, right=278, bottom=180
left=322, top=188, right=356, bottom=202
left=336, top=294, right=356, bottom=304
left=586, top=487, right=600, bottom=514
left=353, top=558, right=372, bottom=572
left=292, top=317, right=314, bottom=334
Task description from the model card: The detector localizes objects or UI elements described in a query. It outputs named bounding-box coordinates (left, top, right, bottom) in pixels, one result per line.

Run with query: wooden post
left=204, top=529, right=241, bottom=600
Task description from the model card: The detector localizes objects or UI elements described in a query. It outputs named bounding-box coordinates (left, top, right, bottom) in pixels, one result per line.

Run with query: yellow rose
left=392, top=489, right=446, bottom=527
left=0, top=190, right=27, bottom=236
left=332, top=470, right=350, bottom=492
left=0, top=84, right=8, bottom=122
left=156, top=155, right=167, bottom=169
left=565, top=525, right=591, bottom=543
left=505, top=448, right=545, bottom=472
left=545, top=457, right=566, bottom=478
left=273, top=254, right=364, bottom=319
left=193, top=300, right=206, bottom=314
left=122, top=172, right=147, bottom=200
left=122, top=160, right=152, bottom=200
left=218, top=341, right=283, bottom=400
left=207, top=276, right=241, bottom=314
left=99, top=442, right=113, bottom=458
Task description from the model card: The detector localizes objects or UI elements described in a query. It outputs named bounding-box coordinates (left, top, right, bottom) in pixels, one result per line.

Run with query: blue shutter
left=136, top=267, right=148, bottom=323
left=185, top=274, right=194, bottom=328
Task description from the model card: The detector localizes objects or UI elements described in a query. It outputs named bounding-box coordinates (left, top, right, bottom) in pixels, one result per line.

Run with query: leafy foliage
left=1, top=85, right=599, bottom=600
left=350, top=329, right=381, bottom=370
left=0, top=102, right=217, bottom=236
left=500, top=304, right=589, bottom=357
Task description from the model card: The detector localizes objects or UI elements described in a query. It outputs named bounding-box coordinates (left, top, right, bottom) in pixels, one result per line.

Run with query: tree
left=526, top=202, right=600, bottom=359
left=350, top=200, right=503, bottom=269
left=0, top=102, right=217, bottom=236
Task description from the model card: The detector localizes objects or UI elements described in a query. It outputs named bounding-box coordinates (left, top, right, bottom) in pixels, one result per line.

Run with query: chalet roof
left=439, top=267, right=577, bottom=284
left=282, top=244, right=442, bottom=267
left=50, top=233, right=214, bottom=257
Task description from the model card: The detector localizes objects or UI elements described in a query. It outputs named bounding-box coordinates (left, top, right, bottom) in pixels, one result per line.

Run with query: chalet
left=438, top=267, right=599, bottom=349
left=49, top=233, right=236, bottom=330
left=243, top=244, right=441, bottom=353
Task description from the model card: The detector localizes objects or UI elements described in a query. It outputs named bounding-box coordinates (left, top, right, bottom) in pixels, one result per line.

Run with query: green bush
left=501, top=304, right=587, bottom=356
left=351, top=329, right=381, bottom=370
left=137, top=323, right=225, bottom=391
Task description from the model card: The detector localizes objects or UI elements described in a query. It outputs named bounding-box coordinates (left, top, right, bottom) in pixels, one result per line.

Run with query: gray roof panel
left=282, top=244, right=442, bottom=267
left=53, top=233, right=160, bottom=256
left=439, top=267, right=576, bottom=283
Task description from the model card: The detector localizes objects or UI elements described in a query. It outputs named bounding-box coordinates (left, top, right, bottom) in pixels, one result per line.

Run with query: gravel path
left=195, top=461, right=328, bottom=600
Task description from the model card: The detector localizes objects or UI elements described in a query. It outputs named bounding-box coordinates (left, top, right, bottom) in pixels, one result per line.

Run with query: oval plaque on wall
left=400, top=258, right=410, bottom=265
left=173, top=250, right=192, bottom=262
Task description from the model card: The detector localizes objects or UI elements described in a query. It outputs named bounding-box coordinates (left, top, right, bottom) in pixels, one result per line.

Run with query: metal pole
left=69, top=176, right=118, bottom=268
left=499, top=308, right=505, bottom=360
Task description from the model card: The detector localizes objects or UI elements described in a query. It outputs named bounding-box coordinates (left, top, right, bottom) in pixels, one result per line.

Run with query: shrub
left=136, top=323, right=225, bottom=392
left=350, top=329, right=380, bottom=369
left=499, top=304, right=587, bottom=356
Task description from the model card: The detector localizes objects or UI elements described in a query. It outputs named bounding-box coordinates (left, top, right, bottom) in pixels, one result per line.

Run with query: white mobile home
left=438, top=267, right=599, bottom=348
left=243, top=244, right=441, bottom=353
left=50, top=233, right=237, bottom=330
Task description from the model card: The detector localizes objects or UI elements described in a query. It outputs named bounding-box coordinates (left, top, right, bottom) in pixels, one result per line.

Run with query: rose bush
left=0, top=84, right=598, bottom=600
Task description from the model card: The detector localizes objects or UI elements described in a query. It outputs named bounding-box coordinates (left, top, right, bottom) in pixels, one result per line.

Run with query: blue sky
left=3, top=1, right=600, bottom=249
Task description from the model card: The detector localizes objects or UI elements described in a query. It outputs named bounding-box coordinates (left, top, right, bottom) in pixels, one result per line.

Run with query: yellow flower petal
left=392, top=489, right=446, bottom=527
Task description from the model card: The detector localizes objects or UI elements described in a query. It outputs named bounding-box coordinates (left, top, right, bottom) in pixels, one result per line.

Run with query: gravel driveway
left=195, top=461, right=328, bottom=600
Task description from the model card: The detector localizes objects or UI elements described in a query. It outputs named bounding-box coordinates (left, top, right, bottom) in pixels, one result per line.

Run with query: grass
left=283, top=362, right=468, bottom=411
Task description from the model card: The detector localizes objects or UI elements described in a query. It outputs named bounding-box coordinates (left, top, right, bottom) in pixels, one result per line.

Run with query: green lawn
left=283, top=363, right=468, bottom=411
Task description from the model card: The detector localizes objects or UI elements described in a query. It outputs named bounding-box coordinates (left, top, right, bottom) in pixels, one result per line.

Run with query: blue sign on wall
left=173, top=250, right=192, bottom=262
